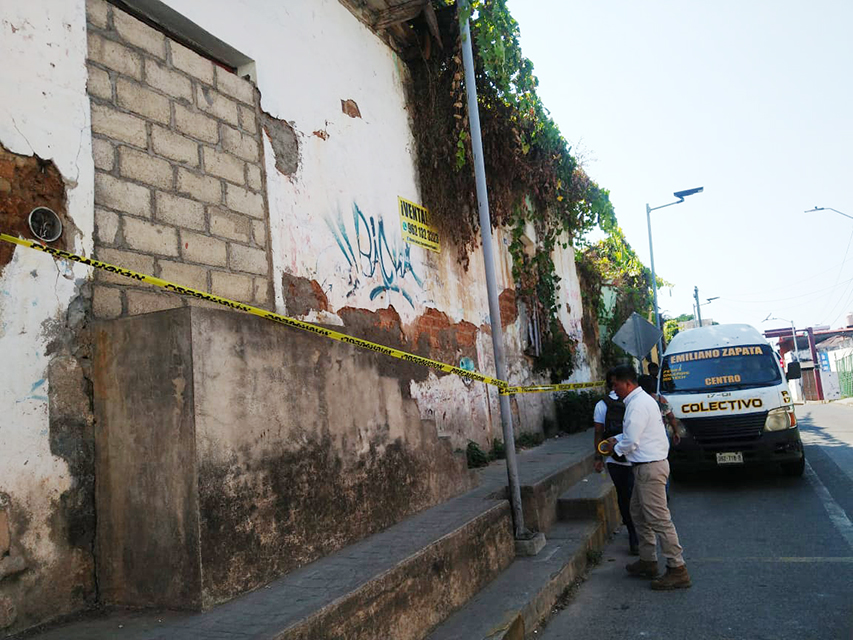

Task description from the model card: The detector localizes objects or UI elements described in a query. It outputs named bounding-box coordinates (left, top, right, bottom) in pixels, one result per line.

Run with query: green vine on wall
left=577, top=224, right=669, bottom=369
left=408, top=1, right=637, bottom=379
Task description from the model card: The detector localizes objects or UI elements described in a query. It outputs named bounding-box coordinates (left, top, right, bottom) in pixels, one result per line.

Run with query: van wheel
left=781, top=456, right=805, bottom=477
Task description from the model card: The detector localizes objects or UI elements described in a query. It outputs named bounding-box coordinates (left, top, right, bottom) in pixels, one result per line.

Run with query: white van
left=660, top=324, right=804, bottom=476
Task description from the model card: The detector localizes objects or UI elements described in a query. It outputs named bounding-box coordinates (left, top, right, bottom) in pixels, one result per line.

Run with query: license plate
left=716, top=452, right=743, bottom=465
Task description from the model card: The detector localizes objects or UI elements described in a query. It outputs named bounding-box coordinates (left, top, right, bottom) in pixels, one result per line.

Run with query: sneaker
left=625, top=559, right=659, bottom=578
left=651, top=564, right=691, bottom=590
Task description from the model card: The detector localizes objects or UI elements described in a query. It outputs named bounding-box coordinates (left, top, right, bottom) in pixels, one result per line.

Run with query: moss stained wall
left=93, top=307, right=475, bottom=609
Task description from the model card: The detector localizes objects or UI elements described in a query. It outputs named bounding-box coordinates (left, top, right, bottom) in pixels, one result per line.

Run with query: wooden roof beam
left=373, top=0, right=429, bottom=30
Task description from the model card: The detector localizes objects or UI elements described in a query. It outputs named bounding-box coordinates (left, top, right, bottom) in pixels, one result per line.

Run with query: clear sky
left=510, top=0, right=853, bottom=337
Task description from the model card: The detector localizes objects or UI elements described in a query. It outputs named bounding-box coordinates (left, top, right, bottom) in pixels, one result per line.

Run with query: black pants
left=607, top=463, right=638, bottom=547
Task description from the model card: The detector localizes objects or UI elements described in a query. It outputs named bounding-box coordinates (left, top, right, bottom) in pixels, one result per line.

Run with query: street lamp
left=762, top=314, right=798, bottom=362
left=804, top=206, right=852, bottom=220
left=647, top=187, right=704, bottom=355
left=693, top=286, right=718, bottom=327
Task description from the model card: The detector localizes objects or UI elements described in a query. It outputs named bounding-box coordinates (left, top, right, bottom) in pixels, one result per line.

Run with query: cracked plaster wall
left=0, top=0, right=594, bottom=628
left=157, top=0, right=594, bottom=450
left=0, top=0, right=96, bottom=634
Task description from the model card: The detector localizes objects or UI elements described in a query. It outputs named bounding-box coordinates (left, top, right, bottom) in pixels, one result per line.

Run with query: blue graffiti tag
left=327, top=203, right=423, bottom=307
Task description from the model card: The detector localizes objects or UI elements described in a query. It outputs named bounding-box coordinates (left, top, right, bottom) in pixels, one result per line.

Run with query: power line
left=722, top=254, right=853, bottom=298
left=827, top=290, right=853, bottom=328
left=816, top=224, right=853, bottom=322
left=822, top=268, right=853, bottom=327
left=718, top=275, right=853, bottom=305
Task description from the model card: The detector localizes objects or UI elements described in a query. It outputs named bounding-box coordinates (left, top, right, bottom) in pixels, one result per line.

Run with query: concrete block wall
left=86, top=0, right=271, bottom=319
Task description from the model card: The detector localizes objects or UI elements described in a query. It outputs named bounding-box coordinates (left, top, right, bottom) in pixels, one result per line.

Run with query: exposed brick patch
left=341, top=99, right=362, bottom=119
left=338, top=306, right=405, bottom=348
left=499, top=288, right=518, bottom=328
left=282, top=272, right=330, bottom=317
left=362, top=306, right=403, bottom=333
left=455, top=320, right=478, bottom=348
left=412, top=308, right=478, bottom=365
left=0, top=144, right=70, bottom=277
left=332, top=306, right=482, bottom=391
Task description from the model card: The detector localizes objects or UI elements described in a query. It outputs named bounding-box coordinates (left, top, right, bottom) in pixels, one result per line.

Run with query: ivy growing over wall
left=408, top=1, right=637, bottom=379
left=577, top=224, right=662, bottom=369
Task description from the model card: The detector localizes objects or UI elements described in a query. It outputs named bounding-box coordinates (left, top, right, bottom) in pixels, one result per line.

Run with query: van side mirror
left=786, top=362, right=802, bottom=380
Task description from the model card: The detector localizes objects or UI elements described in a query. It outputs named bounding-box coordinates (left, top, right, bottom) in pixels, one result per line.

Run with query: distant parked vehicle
left=661, top=324, right=804, bottom=476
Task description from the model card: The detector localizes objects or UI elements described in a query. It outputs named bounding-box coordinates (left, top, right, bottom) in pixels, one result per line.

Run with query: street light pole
left=646, top=187, right=704, bottom=356
left=801, top=206, right=851, bottom=365
left=764, top=314, right=799, bottom=362
left=459, top=7, right=529, bottom=541
left=646, top=202, right=661, bottom=336
left=790, top=321, right=798, bottom=361
left=693, top=289, right=718, bottom=328
left=805, top=206, right=853, bottom=220
left=694, top=286, right=702, bottom=327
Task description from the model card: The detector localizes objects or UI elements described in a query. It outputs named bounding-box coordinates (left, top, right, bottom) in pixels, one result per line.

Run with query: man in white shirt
left=593, top=372, right=638, bottom=555
left=605, top=364, right=691, bottom=590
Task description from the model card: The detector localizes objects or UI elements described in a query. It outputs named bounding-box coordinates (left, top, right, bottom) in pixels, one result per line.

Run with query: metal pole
left=807, top=327, right=824, bottom=400
left=634, top=314, right=643, bottom=370
left=694, top=286, right=702, bottom=327
left=790, top=322, right=798, bottom=362
left=646, top=204, right=663, bottom=356
left=460, top=11, right=529, bottom=538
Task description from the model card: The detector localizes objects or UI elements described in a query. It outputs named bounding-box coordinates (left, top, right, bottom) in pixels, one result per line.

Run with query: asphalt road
left=534, top=402, right=853, bottom=640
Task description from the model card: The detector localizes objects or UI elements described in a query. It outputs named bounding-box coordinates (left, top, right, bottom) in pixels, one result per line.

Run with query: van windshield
left=660, top=344, right=781, bottom=394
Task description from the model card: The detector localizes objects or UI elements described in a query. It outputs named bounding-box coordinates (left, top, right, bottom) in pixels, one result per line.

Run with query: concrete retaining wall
left=93, top=306, right=476, bottom=609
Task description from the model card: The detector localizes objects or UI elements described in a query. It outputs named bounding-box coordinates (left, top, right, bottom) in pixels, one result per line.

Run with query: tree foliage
left=577, top=226, right=658, bottom=368
left=663, top=313, right=694, bottom=345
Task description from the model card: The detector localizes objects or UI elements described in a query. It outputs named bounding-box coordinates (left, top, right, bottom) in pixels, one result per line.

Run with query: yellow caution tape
left=1, top=232, right=606, bottom=396
left=500, top=380, right=606, bottom=395
left=1, top=233, right=507, bottom=388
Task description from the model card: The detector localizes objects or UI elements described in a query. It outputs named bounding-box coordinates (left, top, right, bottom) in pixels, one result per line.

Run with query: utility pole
left=694, top=286, right=702, bottom=327
left=459, top=5, right=532, bottom=545
left=646, top=188, right=703, bottom=354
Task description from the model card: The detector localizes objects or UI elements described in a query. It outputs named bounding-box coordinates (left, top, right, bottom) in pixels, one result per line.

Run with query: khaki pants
left=630, top=460, right=685, bottom=567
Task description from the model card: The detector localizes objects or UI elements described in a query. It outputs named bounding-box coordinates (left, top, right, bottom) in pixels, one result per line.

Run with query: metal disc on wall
left=28, top=207, right=62, bottom=243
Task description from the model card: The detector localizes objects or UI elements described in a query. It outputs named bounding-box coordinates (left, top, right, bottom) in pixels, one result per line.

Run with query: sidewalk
left=20, top=431, right=593, bottom=640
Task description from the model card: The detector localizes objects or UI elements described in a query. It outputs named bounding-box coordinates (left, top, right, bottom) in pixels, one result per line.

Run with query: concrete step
left=25, top=434, right=597, bottom=640
left=424, top=519, right=610, bottom=640
left=517, top=451, right=595, bottom=534
left=25, top=492, right=514, bottom=640
left=557, top=470, right=620, bottom=525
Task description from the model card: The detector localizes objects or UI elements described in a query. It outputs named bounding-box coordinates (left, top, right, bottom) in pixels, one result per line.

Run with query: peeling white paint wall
left=158, top=0, right=595, bottom=449
left=159, top=0, right=515, bottom=331
left=554, top=235, right=595, bottom=379
left=163, top=0, right=435, bottom=320
left=0, top=0, right=95, bottom=629
left=1, top=0, right=597, bottom=629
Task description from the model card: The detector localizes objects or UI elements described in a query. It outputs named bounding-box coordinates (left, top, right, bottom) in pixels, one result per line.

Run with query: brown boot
left=625, top=559, right=659, bottom=578
left=651, top=564, right=691, bottom=590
